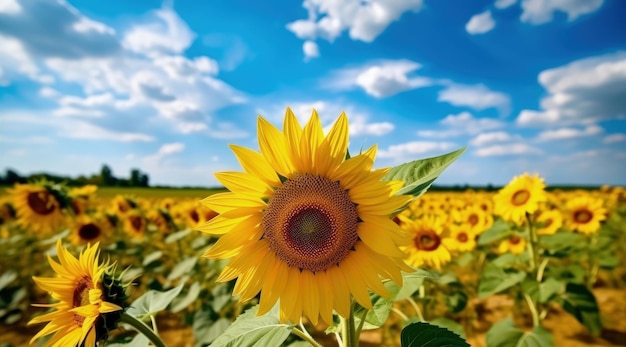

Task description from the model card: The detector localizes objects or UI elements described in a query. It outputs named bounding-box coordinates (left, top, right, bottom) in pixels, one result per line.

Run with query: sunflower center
left=468, top=214, right=479, bottom=226
left=130, top=216, right=143, bottom=231
left=511, top=190, right=530, bottom=206
left=79, top=223, right=101, bottom=241
left=509, top=235, right=521, bottom=245
left=27, top=191, right=55, bottom=216
left=190, top=210, right=199, bottom=223
left=72, top=276, right=94, bottom=327
left=573, top=209, right=593, bottom=224
left=414, top=229, right=441, bottom=251
left=263, top=174, right=358, bottom=273
left=544, top=218, right=553, bottom=228
left=457, top=232, right=468, bottom=243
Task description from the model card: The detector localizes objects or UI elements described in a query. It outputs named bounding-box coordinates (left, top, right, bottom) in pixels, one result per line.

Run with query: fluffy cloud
left=303, top=40, right=319, bottom=60
left=520, top=0, right=604, bottom=24
left=603, top=133, right=626, bottom=144
left=378, top=141, right=456, bottom=159
left=536, top=125, right=603, bottom=141
left=326, top=60, right=432, bottom=98
left=466, top=10, right=495, bottom=35
left=0, top=1, right=247, bottom=140
left=517, top=52, right=626, bottom=126
left=287, top=0, right=423, bottom=57
left=474, top=143, right=542, bottom=157
left=495, top=0, right=517, bottom=9
left=470, top=131, right=520, bottom=146
left=418, top=112, right=505, bottom=139
left=144, top=142, right=185, bottom=165
left=438, top=83, right=510, bottom=115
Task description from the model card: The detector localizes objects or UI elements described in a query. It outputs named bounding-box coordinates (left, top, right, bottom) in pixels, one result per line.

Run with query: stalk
left=119, top=312, right=166, bottom=347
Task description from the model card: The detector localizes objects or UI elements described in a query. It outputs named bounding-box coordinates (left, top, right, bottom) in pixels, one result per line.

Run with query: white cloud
left=286, top=0, right=424, bottom=58
left=470, top=131, right=520, bottom=146
left=438, top=83, right=510, bottom=115
left=418, top=112, right=505, bottom=139
left=516, top=51, right=626, bottom=127
left=326, top=60, right=432, bottom=98
left=475, top=143, right=542, bottom=156
left=62, top=120, right=155, bottom=142
left=303, top=40, right=319, bottom=60
left=378, top=141, right=456, bottom=159
left=349, top=116, right=394, bottom=136
left=603, top=133, right=626, bottom=144
left=122, top=5, right=196, bottom=57
left=520, top=0, right=604, bottom=24
left=0, top=0, right=20, bottom=14
left=495, top=0, right=517, bottom=9
left=466, top=10, right=495, bottom=35
left=536, top=125, right=603, bottom=141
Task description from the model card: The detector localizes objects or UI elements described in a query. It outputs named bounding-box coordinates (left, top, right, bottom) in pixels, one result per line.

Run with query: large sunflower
left=565, top=196, right=607, bottom=234
left=10, top=184, right=65, bottom=234
left=401, top=214, right=452, bottom=270
left=197, top=109, right=411, bottom=325
left=29, top=240, right=123, bottom=346
left=493, top=173, right=547, bottom=225
left=70, top=215, right=110, bottom=246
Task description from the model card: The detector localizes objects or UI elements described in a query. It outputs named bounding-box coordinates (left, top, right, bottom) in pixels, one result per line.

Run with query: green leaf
left=445, top=290, right=468, bottom=314
left=477, top=219, right=511, bottom=245
left=400, top=321, right=469, bottom=347
left=478, top=265, right=526, bottom=299
left=354, top=295, right=393, bottom=330
left=486, top=318, right=553, bottom=347
left=167, top=257, right=197, bottom=281
left=382, top=147, right=466, bottom=200
left=193, top=314, right=230, bottom=347
left=557, top=282, right=601, bottom=335
left=106, top=333, right=149, bottom=347
left=142, top=251, right=163, bottom=267
left=0, top=271, right=17, bottom=290
left=390, top=269, right=438, bottom=302
left=538, top=278, right=563, bottom=303
left=540, top=232, right=586, bottom=257
left=126, top=283, right=184, bottom=319
left=210, top=304, right=293, bottom=347
left=171, top=281, right=201, bottom=313
left=165, top=228, right=192, bottom=243
left=429, top=317, right=466, bottom=339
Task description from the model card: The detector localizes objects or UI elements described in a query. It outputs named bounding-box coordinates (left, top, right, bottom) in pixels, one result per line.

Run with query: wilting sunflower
left=401, top=214, right=452, bottom=270
left=70, top=215, right=110, bottom=246
left=493, top=173, right=547, bottom=225
left=497, top=234, right=526, bottom=255
left=10, top=183, right=65, bottom=234
left=565, top=196, right=607, bottom=234
left=29, top=240, right=124, bottom=346
left=197, top=109, right=411, bottom=325
left=535, top=209, right=562, bottom=235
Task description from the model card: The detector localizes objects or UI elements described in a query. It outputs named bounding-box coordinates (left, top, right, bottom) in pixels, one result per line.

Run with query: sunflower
left=29, top=240, right=123, bottom=346
left=68, top=185, right=98, bottom=215
left=197, top=108, right=411, bottom=325
left=70, top=215, right=110, bottom=246
left=535, top=209, right=562, bottom=235
left=443, top=223, right=477, bottom=253
left=453, top=204, right=488, bottom=232
left=10, top=183, right=65, bottom=234
left=123, top=210, right=147, bottom=239
left=497, top=234, right=526, bottom=255
left=493, top=173, right=547, bottom=225
left=402, top=215, right=452, bottom=270
left=565, top=196, right=607, bottom=234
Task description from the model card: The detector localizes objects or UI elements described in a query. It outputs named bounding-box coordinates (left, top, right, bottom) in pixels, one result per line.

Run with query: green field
left=0, top=185, right=226, bottom=199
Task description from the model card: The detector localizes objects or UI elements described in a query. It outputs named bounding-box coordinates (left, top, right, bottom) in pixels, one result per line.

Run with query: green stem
left=341, top=302, right=359, bottom=347
left=526, top=213, right=539, bottom=273
left=391, top=307, right=409, bottom=321
left=292, top=327, right=323, bottom=347
left=355, top=308, right=368, bottom=338
left=523, top=293, right=540, bottom=328
left=587, top=234, right=599, bottom=288
left=536, top=258, right=549, bottom=283
left=407, top=297, right=424, bottom=322
left=120, top=312, right=166, bottom=347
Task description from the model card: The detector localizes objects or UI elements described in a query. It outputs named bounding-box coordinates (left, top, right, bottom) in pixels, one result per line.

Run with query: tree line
left=0, top=165, right=150, bottom=187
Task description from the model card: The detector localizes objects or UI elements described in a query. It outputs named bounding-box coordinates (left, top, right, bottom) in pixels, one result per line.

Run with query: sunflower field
left=0, top=112, right=625, bottom=347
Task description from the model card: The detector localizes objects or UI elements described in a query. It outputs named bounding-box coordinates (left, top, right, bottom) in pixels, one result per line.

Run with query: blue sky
left=1, top=0, right=625, bottom=187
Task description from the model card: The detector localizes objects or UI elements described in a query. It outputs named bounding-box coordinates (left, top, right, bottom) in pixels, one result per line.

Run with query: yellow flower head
left=29, top=240, right=123, bottom=346
left=565, top=196, right=607, bottom=234
left=493, top=173, right=547, bottom=224
left=9, top=183, right=65, bottom=234
left=70, top=214, right=110, bottom=246
left=535, top=209, right=563, bottom=235
left=401, top=214, right=452, bottom=270
left=123, top=210, right=147, bottom=239
left=497, top=234, right=526, bottom=255
left=198, top=108, right=411, bottom=325
left=443, top=223, right=477, bottom=253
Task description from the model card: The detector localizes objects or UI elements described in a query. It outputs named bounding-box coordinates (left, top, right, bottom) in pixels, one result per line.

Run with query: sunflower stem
left=120, top=312, right=166, bottom=347
left=525, top=212, right=542, bottom=328
left=526, top=212, right=539, bottom=273
left=341, top=302, right=359, bottom=347
left=587, top=233, right=599, bottom=288
left=523, top=293, right=540, bottom=328
left=292, top=327, right=323, bottom=347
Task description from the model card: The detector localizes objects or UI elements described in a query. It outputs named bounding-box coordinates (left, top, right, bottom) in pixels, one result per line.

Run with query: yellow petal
left=300, top=109, right=324, bottom=173
left=283, top=107, right=304, bottom=173
left=200, top=192, right=265, bottom=217
left=214, top=171, right=272, bottom=196
left=330, top=145, right=377, bottom=188
left=315, top=271, right=334, bottom=325
left=258, top=256, right=288, bottom=316
left=357, top=221, right=405, bottom=258
left=300, top=270, right=319, bottom=326
left=230, top=145, right=281, bottom=187
left=340, top=255, right=372, bottom=309
left=326, top=266, right=350, bottom=318
left=325, top=112, right=349, bottom=168
left=258, top=117, right=294, bottom=178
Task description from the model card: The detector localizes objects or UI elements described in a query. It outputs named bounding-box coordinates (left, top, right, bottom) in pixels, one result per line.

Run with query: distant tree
left=130, top=168, right=141, bottom=186
left=139, top=173, right=149, bottom=187
left=4, top=169, right=25, bottom=184
left=100, top=165, right=115, bottom=186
